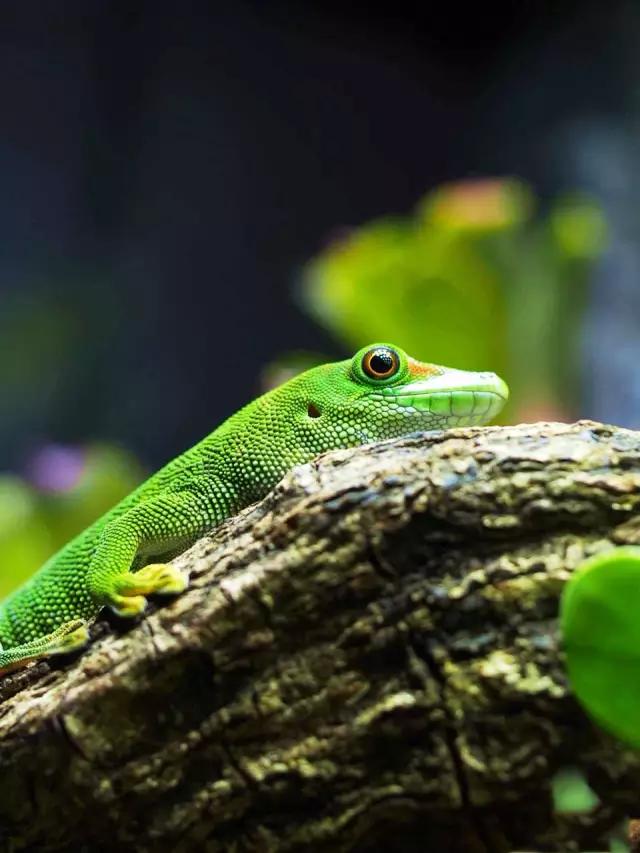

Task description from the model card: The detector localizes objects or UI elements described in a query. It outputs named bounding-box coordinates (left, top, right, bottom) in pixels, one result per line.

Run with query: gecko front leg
left=86, top=489, right=212, bottom=617
left=0, top=489, right=213, bottom=674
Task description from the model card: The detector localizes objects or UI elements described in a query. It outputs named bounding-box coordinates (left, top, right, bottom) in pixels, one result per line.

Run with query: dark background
left=1, top=1, right=639, bottom=470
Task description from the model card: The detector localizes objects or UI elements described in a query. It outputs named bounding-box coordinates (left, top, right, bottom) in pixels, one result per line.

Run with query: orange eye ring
left=362, top=347, right=400, bottom=380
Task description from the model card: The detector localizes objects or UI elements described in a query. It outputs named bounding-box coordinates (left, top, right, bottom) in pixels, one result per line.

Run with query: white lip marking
left=385, top=369, right=509, bottom=401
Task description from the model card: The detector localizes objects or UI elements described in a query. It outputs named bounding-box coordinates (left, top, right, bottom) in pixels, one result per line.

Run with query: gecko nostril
left=307, top=403, right=322, bottom=418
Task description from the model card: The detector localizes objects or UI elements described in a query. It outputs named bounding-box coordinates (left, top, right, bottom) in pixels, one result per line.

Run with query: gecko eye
left=362, top=347, right=400, bottom=380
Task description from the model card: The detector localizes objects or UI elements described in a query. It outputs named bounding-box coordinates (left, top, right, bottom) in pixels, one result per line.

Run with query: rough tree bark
left=0, top=421, right=639, bottom=852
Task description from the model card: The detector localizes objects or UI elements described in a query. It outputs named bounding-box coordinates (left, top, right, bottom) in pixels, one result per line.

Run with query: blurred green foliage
left=561, top=547, right=640, bottom=751
left=552, top=767, right=599, bottom=815
left=299, top=178, right=607, bottom=421
left=0, top=444, right=144, bottom=598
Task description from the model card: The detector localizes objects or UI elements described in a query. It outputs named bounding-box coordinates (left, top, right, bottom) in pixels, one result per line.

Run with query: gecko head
left=295, top=342, right=509, bottom=448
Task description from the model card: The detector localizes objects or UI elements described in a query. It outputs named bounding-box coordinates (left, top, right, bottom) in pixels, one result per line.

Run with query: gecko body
left=0, top=343, right=508, bottom=671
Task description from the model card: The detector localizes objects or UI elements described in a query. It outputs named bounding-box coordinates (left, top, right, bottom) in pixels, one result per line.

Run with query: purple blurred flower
left=25, top=444, right=87, bottom=493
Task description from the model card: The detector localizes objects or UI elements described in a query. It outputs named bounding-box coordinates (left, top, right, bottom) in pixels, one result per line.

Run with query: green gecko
left=0, top=343, right=508, bottom=674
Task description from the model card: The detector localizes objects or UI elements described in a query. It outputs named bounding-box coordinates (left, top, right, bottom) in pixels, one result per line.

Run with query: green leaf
left=561, top=546, right=640, bottom=748
left=552, top=766, right=599, bottom=814
left=300, top=218, right=506, bottom=373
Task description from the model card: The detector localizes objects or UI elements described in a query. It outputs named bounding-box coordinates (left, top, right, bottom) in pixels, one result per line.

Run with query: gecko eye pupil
left=370, top=352, right=393, bottom=374
left=362, top=347, right=399, bottom=380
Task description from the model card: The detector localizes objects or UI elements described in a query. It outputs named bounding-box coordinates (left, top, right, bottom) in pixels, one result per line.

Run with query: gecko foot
left=47, top=619, right=91, bottom=654
left=132, top=563, right=188, bottom=596
left=0, top=619, right=90, bottom=675
left=107, top=564, right=188, bottom=618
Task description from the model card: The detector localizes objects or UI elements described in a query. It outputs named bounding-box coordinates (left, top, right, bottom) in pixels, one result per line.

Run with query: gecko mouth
left=373, top=370, right=509, bottom=426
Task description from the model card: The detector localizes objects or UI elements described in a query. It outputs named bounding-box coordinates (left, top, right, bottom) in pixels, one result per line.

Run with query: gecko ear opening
left=307, top=403, right=322, bottom=418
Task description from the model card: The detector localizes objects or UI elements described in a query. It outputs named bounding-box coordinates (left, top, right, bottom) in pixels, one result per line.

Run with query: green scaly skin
left=0, top=343, right=508, bottom=672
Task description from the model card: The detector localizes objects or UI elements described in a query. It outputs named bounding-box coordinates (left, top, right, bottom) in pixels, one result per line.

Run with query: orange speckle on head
left=407, top=358, right=442, bottom=378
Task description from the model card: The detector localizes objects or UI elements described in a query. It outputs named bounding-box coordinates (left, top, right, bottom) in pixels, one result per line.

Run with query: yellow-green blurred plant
left=0, top=444, right=144, bottom=597
left=299, top=179, right=607, bottom=421
left=0, top=477, right=53, bottom=598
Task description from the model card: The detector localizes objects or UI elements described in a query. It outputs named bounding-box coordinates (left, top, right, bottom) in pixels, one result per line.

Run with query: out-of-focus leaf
left=0, top=477, right=53, bottom=597
left=561, top=546, right=640, bottom=748
left=302, top=219, right=507, bottom=373
left=420, top=177, right=533, bottom=233
left=609, top=838, right=630, bottom=853
left=552, top=766, right=599, bottom=814
left=550, top=194, right=608, bottom=259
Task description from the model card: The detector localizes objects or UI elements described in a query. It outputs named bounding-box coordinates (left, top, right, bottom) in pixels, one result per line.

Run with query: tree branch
left=1, top=420, right=639, bottom=852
